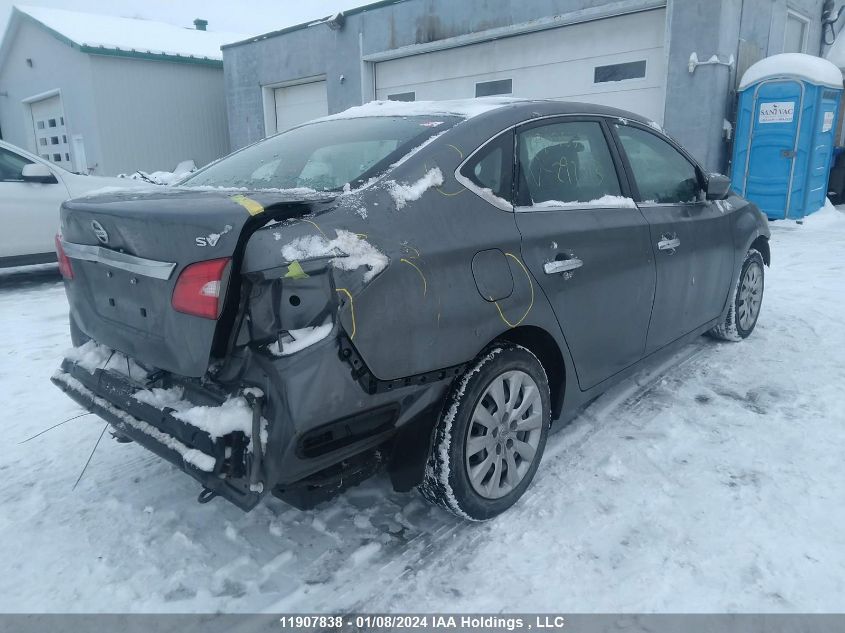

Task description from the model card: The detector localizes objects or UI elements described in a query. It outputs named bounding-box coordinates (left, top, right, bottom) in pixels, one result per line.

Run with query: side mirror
left=21, top=163, right=58, bottom=184
left=706, top=173, right=731, bottom=200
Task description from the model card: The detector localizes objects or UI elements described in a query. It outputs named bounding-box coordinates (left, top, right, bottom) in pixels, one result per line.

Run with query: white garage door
left=375, top=9, right=667, bottom=123
left=273, top=81, right=328, bottom=133
left=29, top=94, right=73, bottom=168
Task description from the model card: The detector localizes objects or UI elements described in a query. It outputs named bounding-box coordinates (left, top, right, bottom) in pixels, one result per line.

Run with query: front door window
left=0, top=148, right=32, bottom=182
left=613, top=125, right=701, bottom=203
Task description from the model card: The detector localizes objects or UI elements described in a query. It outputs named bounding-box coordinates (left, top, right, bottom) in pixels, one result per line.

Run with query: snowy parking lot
left=1, top=207, right=844, bottom=613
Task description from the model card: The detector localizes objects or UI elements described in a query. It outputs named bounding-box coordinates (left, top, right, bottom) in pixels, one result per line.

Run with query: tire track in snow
left=312, top=343, right=715, bottom=611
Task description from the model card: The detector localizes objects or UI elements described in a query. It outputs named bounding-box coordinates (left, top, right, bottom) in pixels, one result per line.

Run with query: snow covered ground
left=0, top=208, right=843, bottom=613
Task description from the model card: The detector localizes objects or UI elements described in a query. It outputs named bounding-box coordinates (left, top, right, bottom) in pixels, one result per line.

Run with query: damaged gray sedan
left=53, top=99, right=770, bottom=520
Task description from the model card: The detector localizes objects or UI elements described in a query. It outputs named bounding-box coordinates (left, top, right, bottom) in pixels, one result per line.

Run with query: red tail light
left=171, top=258, right=231, bottom=319
left=55, top=235, right=74, bottom=279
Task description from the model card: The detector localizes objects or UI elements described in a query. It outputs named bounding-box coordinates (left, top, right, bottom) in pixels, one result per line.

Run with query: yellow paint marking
left=436, top=186, right=467, bottom=197
left=230, top=194, right=264, bottom=216
left=494, top=253, right=535, bottom=328
left=400, top=258, right=427, bottom=296
left=447, top=144, right=464, bottom=159
left=424, top=160, right=467, bottom=197
left=284, top=261, right=309, bottom=280
left=335, top=288, right=356, bottom=340
left=301, top=219, right=326, bottom=237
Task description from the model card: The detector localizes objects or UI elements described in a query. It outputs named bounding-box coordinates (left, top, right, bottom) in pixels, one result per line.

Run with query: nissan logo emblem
left=91, top=220, right=109, bottom=244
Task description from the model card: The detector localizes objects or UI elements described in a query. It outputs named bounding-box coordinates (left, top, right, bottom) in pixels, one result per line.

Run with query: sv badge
left=196, top=224, right=232, bottom=247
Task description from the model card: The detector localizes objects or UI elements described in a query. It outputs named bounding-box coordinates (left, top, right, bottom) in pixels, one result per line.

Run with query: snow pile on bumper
left=52, top=370, right=217, bottom=472
left=132, top=386, right=254, bottom=440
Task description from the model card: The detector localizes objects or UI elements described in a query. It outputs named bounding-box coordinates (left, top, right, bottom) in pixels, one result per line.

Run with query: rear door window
left=516, top=120, right=622, bottom=207
left=614, top=125, right=701, bottom=203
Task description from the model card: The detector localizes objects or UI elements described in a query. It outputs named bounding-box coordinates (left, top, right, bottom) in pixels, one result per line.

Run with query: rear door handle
left=658, top=236, right=681, bottom=252
left=544, top=258, right=583, bottom=275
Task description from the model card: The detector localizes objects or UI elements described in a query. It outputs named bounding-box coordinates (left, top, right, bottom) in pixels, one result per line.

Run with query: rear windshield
left=181, top=116, right=461, bottom=192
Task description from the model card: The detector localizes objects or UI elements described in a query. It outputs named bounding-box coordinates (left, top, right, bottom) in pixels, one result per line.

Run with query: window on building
left=60, top=116, right=64, bottom=125
left=36, top=121, right=45, bottom=130
left=50, top=137, right=59, bottom=145
left=48, top=119, right=57, bottom=128
left=459, top=131, right=514, bottom=204
left=594, top=60, right=647, bottom=83
left=0, top=148, right=33, bottom=181
left=62, top=135, right=67, bottom=143
left=784, top=11, right=809, bottom=53
left=65, top=153, right=70, bottom=162
left=475, top=79, right=512, bottom=98
left=387, top=92, right=415, bottom=102
left=614, top=125, right=701, bottom=204
left=53, top=154, right=61, bottom=162
left=41, top=154, right=49, bottom=160
left=516, top=120, right=621, bottom=207
left=39, top=138, right=47, bottom=146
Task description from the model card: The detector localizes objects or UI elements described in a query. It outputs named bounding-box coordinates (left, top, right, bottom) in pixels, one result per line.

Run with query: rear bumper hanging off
left=51, top=360, right=262, bottom=511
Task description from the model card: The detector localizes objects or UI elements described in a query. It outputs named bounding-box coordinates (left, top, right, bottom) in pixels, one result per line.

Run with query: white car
left=0, top=140, right=147, bottom=267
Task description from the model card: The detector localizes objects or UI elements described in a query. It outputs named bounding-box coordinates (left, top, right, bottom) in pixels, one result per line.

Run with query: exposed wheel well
left=496, top=326, right=565, bottom=420
left=750, top=235, right=771, bottom=266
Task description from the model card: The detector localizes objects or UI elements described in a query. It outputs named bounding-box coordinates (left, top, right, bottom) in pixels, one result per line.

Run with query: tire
left=419, top=344, right=551, bottom=521
left=709, top=249, right=765, bottom=342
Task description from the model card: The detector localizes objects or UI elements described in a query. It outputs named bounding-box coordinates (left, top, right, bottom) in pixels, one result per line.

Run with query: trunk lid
left=60, top=188, right=335, bottom=377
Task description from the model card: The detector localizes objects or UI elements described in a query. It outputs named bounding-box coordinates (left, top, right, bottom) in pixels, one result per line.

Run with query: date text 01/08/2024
left=277, top=615, right=568, bottom=630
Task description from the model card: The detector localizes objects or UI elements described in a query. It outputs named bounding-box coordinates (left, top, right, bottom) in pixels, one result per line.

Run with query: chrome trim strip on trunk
left=61, top=240, right=177, bottom=280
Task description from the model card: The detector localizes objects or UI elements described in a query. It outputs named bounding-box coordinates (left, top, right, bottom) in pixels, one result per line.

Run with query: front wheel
left=709, top=248, right=765, bottom=341
left=419, top=344, right=551, bottom=521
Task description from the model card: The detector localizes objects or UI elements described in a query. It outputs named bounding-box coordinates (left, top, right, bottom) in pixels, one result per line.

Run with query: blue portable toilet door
left=741, top=80, right=804, bottom=219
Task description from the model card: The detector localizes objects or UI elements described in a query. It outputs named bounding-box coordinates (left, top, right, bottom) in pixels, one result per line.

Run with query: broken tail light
left=55, top=235, right=73, bottom=279
left=172, top=257, right=231, bottom=319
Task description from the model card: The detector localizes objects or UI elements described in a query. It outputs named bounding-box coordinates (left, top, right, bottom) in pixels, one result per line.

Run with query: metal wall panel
left=88, top=55, right=230, bottom=175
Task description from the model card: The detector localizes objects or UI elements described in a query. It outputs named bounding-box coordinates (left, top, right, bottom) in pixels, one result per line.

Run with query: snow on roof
left=317, top=97, right=527, bottom=121
left=14, top=5, right=245, bottom=61
left=739, top=53, right=843, bottom=90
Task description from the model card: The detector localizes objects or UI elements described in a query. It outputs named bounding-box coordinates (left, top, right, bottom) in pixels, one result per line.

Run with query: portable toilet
left=731, top=53, right=843, bottom=220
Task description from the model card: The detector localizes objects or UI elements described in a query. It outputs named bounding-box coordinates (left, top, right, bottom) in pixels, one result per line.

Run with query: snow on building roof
left=14, top=5, right=245, bottom=62
left=739, top=53, right=843, bottom=90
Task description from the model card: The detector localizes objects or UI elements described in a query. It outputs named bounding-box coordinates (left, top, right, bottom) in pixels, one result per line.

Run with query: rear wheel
left=709, top=249, right=765, bottom=341
left=419, top=344, right=551, bottom=520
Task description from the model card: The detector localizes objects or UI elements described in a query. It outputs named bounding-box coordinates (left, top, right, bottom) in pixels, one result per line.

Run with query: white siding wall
left=88, top=55, right=230, bottom=175
left=0, top=20, right=104, bottom=173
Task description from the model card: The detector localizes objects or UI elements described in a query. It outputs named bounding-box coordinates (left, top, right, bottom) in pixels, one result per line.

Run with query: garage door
left=273, top=81, right=328, bottom=134
left=375, top=9, right=667, bottom=123
left=29, top=94, right=73, bottom=168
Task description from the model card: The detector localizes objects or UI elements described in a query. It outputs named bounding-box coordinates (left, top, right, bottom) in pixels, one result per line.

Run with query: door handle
left=658, top=236, right=681, bottom=252
left=544, top=257, right=583, bottom=275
